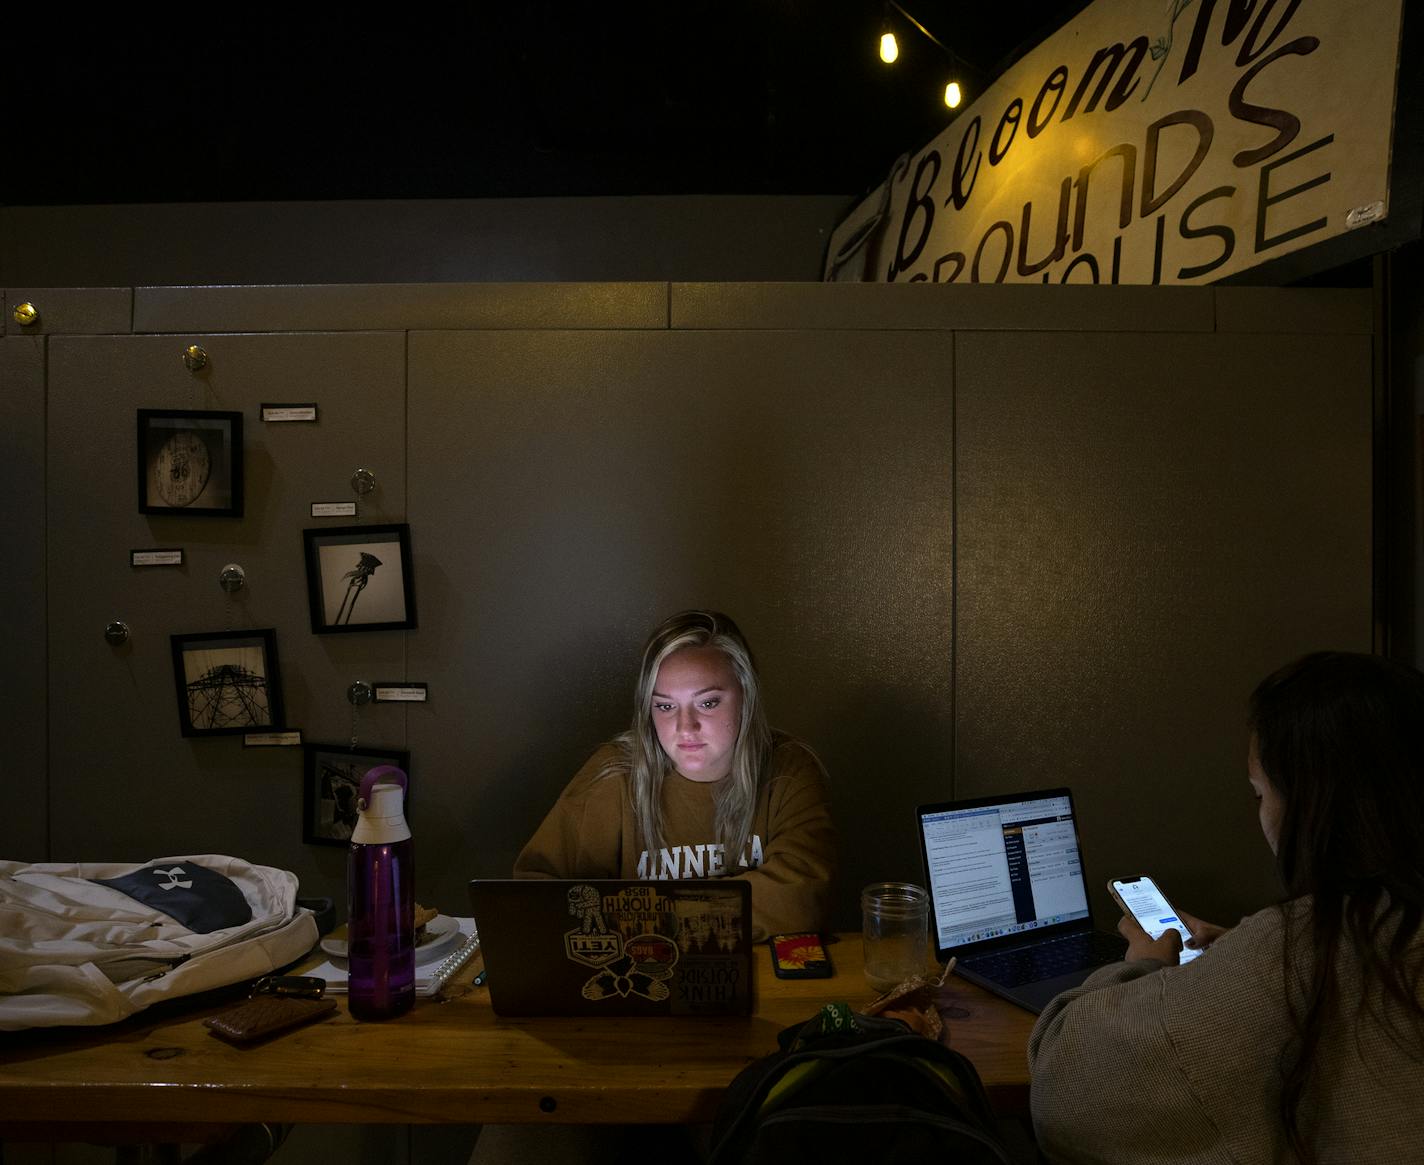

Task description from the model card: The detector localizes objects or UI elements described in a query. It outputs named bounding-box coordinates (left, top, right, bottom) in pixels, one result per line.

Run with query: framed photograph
left=303, top=744, right=410, bottom=846
left=170, top=629, right=283, bottom=738
left=137, top=409, right=244, bottom=516
left=303, top=523, right=416, bottom=633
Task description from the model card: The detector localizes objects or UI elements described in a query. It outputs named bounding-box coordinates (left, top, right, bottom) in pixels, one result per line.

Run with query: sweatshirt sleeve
left=512, top=748, right=626, bottom=879
left=1028, top=921, right=1273, bottom=1164
left=735, top=740, right=836, bottom=941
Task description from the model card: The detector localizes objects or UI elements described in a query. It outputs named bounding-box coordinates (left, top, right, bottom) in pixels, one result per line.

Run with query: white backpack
left=0, top=855, right=319, bottom=1029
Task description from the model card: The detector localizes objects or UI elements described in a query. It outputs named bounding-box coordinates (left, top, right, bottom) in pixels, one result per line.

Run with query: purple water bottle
left=347, top=765, right=415, bottom=1021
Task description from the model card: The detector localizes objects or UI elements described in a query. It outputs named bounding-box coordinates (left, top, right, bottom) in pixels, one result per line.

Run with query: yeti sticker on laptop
left=563, top=884, right=621, bottom=967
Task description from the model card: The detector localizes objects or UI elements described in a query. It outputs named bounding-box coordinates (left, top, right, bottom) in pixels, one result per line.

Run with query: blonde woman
left=515, top=610, right=835, bottom=940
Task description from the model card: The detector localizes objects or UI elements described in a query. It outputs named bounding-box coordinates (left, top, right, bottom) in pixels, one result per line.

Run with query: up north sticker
left=601, top=884, right=669, bottom=938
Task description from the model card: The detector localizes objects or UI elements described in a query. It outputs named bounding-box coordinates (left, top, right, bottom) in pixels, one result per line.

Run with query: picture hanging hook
left=347, top=680, right=373, bottom=750
left=219, top=563, right=246, bottom=594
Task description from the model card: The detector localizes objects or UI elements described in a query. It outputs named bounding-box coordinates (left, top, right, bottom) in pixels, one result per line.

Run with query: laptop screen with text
left=919, top=791, right=1091, bottom=950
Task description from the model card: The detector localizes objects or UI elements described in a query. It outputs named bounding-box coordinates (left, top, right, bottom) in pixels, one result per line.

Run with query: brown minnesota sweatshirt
left=514, top=733, right=835, bottom=941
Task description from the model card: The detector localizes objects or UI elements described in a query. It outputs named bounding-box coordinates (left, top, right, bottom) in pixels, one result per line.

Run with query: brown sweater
left=1029, top=899, right=1424, bottom=1163
left=513, top=734, right=835, bottom=941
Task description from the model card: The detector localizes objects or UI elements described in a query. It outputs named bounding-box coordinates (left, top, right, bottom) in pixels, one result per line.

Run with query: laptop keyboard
left=961, top=930, right=1127, bottom=988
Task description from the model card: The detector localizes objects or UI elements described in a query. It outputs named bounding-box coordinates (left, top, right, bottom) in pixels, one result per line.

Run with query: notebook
left=305, top=917, right=481, bottom=998
left=916, top=788, right=1126, bottom=1013
left=468, top=878, right=753, bottom=1017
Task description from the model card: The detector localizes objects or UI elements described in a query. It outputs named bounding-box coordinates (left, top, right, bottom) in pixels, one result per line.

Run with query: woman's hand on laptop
left=1117, top=914, right=1184, bottom=965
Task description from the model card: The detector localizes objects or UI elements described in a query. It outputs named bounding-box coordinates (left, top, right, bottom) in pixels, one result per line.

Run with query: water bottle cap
left=359, top=764, right=407, bottom=810
left=367, top=783, right=405, bottom=819
left=352, top=776, right=411, bottom=844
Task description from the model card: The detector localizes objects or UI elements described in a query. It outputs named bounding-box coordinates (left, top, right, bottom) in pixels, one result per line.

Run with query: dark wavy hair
left=1248, top=651, right=1424, bottom=1161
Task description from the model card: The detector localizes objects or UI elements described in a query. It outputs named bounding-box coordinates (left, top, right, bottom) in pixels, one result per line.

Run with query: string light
left=877, top=0, right=979, bottom=115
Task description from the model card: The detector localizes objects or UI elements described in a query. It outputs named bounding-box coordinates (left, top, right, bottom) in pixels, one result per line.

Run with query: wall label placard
left=243, top=730, right=304, bottom=747
left=130, top=548, right=184, bottom=567
left=826, top=0, right=1405, bottom=285
left=374, top=684, right=428, bottom=703
left=261, top=404, right=319, bottom=423
left=311, top=502, right=359, bottom=518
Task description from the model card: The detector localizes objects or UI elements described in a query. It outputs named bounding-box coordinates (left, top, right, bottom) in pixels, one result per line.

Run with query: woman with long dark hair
left=515, top=609, right=835, bottom=940
left=1029, top=651, right=1424, bottom=1162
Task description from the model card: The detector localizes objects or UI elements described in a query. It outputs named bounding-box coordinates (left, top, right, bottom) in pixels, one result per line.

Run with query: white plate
left=320, top=914, right=462, bottom=963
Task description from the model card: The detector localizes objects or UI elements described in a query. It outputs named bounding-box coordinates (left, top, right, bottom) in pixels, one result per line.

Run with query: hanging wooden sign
left=826, top=0, right=1408, bottom=285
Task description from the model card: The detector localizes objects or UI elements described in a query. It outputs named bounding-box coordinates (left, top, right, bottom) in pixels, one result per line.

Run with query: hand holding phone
left=1108, top=876, right=1203, bottom=964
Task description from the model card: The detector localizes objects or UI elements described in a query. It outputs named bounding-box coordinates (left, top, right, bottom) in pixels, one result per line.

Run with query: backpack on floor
left=709, top=1003, right=1013, bottom=1165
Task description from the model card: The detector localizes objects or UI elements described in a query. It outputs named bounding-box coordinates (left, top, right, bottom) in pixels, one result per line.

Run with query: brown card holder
left=203, top=995, right=337, bottom=1045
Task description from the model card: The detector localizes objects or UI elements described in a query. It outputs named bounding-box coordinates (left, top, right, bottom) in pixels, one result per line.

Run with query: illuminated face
left=1248, top=735, right=1286, bottom=855
left=651, top=646, right=742, bottom=783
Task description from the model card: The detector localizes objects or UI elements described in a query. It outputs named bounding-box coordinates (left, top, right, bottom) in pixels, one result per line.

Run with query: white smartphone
left=1107, top=875, right=1203, bottom=964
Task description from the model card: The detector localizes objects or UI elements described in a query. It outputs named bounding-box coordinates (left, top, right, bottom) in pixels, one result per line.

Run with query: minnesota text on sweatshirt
left=514, top=733, right=835, bottom=942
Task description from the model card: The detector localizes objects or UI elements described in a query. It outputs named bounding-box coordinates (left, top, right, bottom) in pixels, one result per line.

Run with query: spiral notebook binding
left=422, top=928, right=480, bottom=996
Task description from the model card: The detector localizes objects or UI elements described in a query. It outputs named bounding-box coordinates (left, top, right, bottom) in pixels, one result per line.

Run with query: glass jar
left=861, top=881, right=929, bottom=992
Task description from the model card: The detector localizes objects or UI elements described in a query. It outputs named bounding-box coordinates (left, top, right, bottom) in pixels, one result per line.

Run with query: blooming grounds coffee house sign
left=826, top=0, right=1407, bottom=285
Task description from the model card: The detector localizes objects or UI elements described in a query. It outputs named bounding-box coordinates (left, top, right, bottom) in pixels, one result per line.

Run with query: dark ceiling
left=8, top=2, right=1089, bottom=206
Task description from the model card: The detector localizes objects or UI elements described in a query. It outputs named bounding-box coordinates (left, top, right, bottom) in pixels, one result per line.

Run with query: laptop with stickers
left=468, top=878, right=754, bottom=1017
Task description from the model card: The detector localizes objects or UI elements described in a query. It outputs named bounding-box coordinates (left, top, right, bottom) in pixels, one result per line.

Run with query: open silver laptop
left=917, top=788, right=1125, bottom=1013
left=468, top=878, right=753, bottom=1017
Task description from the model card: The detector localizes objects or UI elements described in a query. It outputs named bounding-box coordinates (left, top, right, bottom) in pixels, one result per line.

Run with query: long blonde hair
left=605, top=610, right=771, bottom=862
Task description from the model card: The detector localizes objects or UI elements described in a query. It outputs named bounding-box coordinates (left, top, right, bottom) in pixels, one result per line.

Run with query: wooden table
left=0, top=933, right=1034, bottom=1137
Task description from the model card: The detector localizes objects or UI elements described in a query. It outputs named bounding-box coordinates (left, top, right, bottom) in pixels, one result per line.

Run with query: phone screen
left=1111, top=877, right=1203, bottom=964
left=770, top=933, right=832, bottom=977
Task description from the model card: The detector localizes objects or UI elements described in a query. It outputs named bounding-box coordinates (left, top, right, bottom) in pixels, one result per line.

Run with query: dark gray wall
left=0, top=282, right=1373, bottom=935
left=956, top=320, right=1372, bottom=922
left=0, top=336, right=47, bottom=860
left=0, top=197, right=851, bottom=287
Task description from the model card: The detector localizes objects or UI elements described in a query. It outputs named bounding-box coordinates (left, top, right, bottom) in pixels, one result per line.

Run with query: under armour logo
left=154, top=867, right=193, bottom=891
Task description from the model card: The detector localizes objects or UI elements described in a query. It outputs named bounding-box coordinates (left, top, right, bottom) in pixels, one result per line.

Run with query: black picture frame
left=302, top=523, right=416, bottom=633
left=170, top=628, right=283, bottom=738
left=303, top=744, right=410, bottom=846
left=137, top=409, right=244, bottom=517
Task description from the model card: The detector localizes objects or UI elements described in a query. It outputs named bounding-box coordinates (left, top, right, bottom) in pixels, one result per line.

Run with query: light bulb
left=880, top=32, right=899, bottom=63
left=944, top=81, right=962, bottom=108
